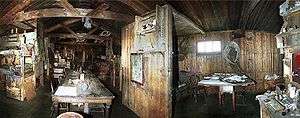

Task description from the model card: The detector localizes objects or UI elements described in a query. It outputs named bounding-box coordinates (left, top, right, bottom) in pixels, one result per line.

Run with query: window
left=197, top=41, right=221, bottom=53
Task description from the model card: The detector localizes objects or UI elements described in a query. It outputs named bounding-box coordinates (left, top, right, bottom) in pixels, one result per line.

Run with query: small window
left=197, top=41, right=221, bottom=53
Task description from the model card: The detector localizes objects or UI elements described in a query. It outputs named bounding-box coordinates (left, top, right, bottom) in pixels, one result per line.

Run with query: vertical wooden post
left=232, top=87, right=236, bottom=112
left=82, top=49, right=85, bottom=69
left=37, top=19, right=45, bottom=87
left=164, top=5, right=174, bottom=118
left=120, top=5, right=174, bottom=118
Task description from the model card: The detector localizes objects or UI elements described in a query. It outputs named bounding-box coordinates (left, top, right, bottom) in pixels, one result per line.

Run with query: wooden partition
left=178, top=31, right=281, bottom=92
left=121, top=5, right=173, bottom=118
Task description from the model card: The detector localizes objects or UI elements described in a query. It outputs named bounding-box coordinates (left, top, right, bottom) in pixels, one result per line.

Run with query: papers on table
left=198, top=79, right=234, bottom=86
left=54, top=86, right=78, bottom=96
left=223, top=75, right=246, bottom=83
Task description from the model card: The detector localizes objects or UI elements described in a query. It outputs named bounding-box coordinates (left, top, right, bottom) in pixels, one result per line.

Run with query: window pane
left=197, top=41, right=221, bottom=53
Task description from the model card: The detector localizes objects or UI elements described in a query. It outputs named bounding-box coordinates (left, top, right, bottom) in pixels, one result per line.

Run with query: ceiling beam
left=12, top=22, right=32, bottom=30
left=47, top=33, right=109, bottom=40
left=119, top=0, right=151, bottom=15
left=15, top=8, right=134, bottom=22
left=58, top=0, right=81, bottom=16
left=55, top=42, right=105, bottom=45
left=172, top=8, right=205, bottom=34
left=0, top=0, right=34, bottom=24
left=45, top=19, right=81, bottom=33
left=62, top=25, right=78, bottom=38
left=21, top=21, right=36, bottom=29
left=87, top=3, right=110, bottom=16
left=86, top=27, right=98, bottom=36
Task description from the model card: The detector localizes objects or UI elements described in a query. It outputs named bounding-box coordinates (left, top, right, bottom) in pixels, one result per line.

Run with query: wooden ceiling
left=168, top=0, right=284, bottom=33
left=0, top=0, right=284, bottom=35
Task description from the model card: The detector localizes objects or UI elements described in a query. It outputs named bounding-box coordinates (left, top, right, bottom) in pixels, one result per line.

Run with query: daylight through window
left=197, top=41, right=221, bottom=53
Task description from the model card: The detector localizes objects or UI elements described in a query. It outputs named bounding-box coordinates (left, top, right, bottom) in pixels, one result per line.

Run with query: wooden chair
left=235, top=83, right=256, bottom=107
left=89, top=104, right=105, bottom=118
left=235, top=86, right=248, bottom=106
left=190, top=74, right=207, bottom=103
left=176, top=71, right=190, bottom=101
left=50, top=75, right=70, bottom=117
left=57, top=112, right=83, bottom=118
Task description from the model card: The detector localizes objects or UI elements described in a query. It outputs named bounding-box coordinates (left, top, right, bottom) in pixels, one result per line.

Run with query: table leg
left=232, top=91, right=236, bottom=112
left=219, top=91, right=222, bottom=105
left=222, top=94, right=225, bottom=105
left=67, top=103, right=70, bottom=112
left=84, top=103, right=89, bottom=114
left=104, top=104, right=111, bottom=118
left=53, top=102, right=59, bottom=117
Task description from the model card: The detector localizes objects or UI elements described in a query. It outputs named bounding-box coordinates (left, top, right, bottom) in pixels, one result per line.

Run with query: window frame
left=196, top=41, right=222, bottom=55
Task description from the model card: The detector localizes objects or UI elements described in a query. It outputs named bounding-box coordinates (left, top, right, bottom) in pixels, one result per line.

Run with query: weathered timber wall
left=121, top=5, right=173, bottom=118
left=178, top=31, right=281, bottom=92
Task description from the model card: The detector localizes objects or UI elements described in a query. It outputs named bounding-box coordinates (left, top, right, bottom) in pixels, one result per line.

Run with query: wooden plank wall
left=121, top=5, right=173, bottom=118
left=178, top=31, right=281, bottom=93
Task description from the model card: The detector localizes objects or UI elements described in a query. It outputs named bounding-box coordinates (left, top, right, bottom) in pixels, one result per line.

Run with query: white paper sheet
left=54, top=86, right=78, bottom=96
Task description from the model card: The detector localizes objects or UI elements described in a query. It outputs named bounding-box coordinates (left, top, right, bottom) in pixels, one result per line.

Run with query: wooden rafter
left=55, top=42, right=105, bottom=45
left=86, top=27, right=98, bottom=36
left=47, top=33, right=109, bottom=40
left=87, top=3, right=110, bottom=16
left=172, top=7, right=205, bottom=34
left=0, top=0, right=34, bottom=24
left=62, top=25, right=76, bottom=35
left=15, top=8, right=134, bottom=22
left=45, top=19, right=81, bottom=33
left=119, top=0, right=151, bottom=15
left=61, top=24, right=79, bottom=39
left=21, top=21, right=36, bottom=29
left=58, top=0, right=81, bottom=15
left=12, top=22, right=32, bottom=30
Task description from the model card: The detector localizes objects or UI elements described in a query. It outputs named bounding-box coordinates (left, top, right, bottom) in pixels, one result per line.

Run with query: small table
left=198, top=78, right=254, bottom=112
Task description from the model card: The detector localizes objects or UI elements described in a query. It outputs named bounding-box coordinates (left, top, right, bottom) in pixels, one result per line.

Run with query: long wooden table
left=52, top=72, right=115, bottom=118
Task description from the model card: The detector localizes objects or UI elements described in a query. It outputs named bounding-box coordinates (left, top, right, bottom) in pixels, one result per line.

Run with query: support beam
left=172, top=8, right=205, bottom=35
left=15, top=8, right=134, bottom=22
left=58, top=0, right=81, bottom=15
left=12, top=22, right=31, bottom=30
left=86, top=27, right=98, bottom=36
left=47, top=33, right=109, bottom=40
left=87, top=3, right=110, bottom=16
left=21, top=21, right=36, bottom=29
left=0, top=0, right=34, bottom=24
left=119, top=0, right=151, bottom=15
left=62, top=25, right=78, bottom=38
left=55, top=42, right=106, bottom=45
left=45, top=19, right=81, bottom=33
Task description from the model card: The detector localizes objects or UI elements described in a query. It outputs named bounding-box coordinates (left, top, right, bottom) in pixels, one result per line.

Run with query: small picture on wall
left=131, top=53, right=144, bottom=85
